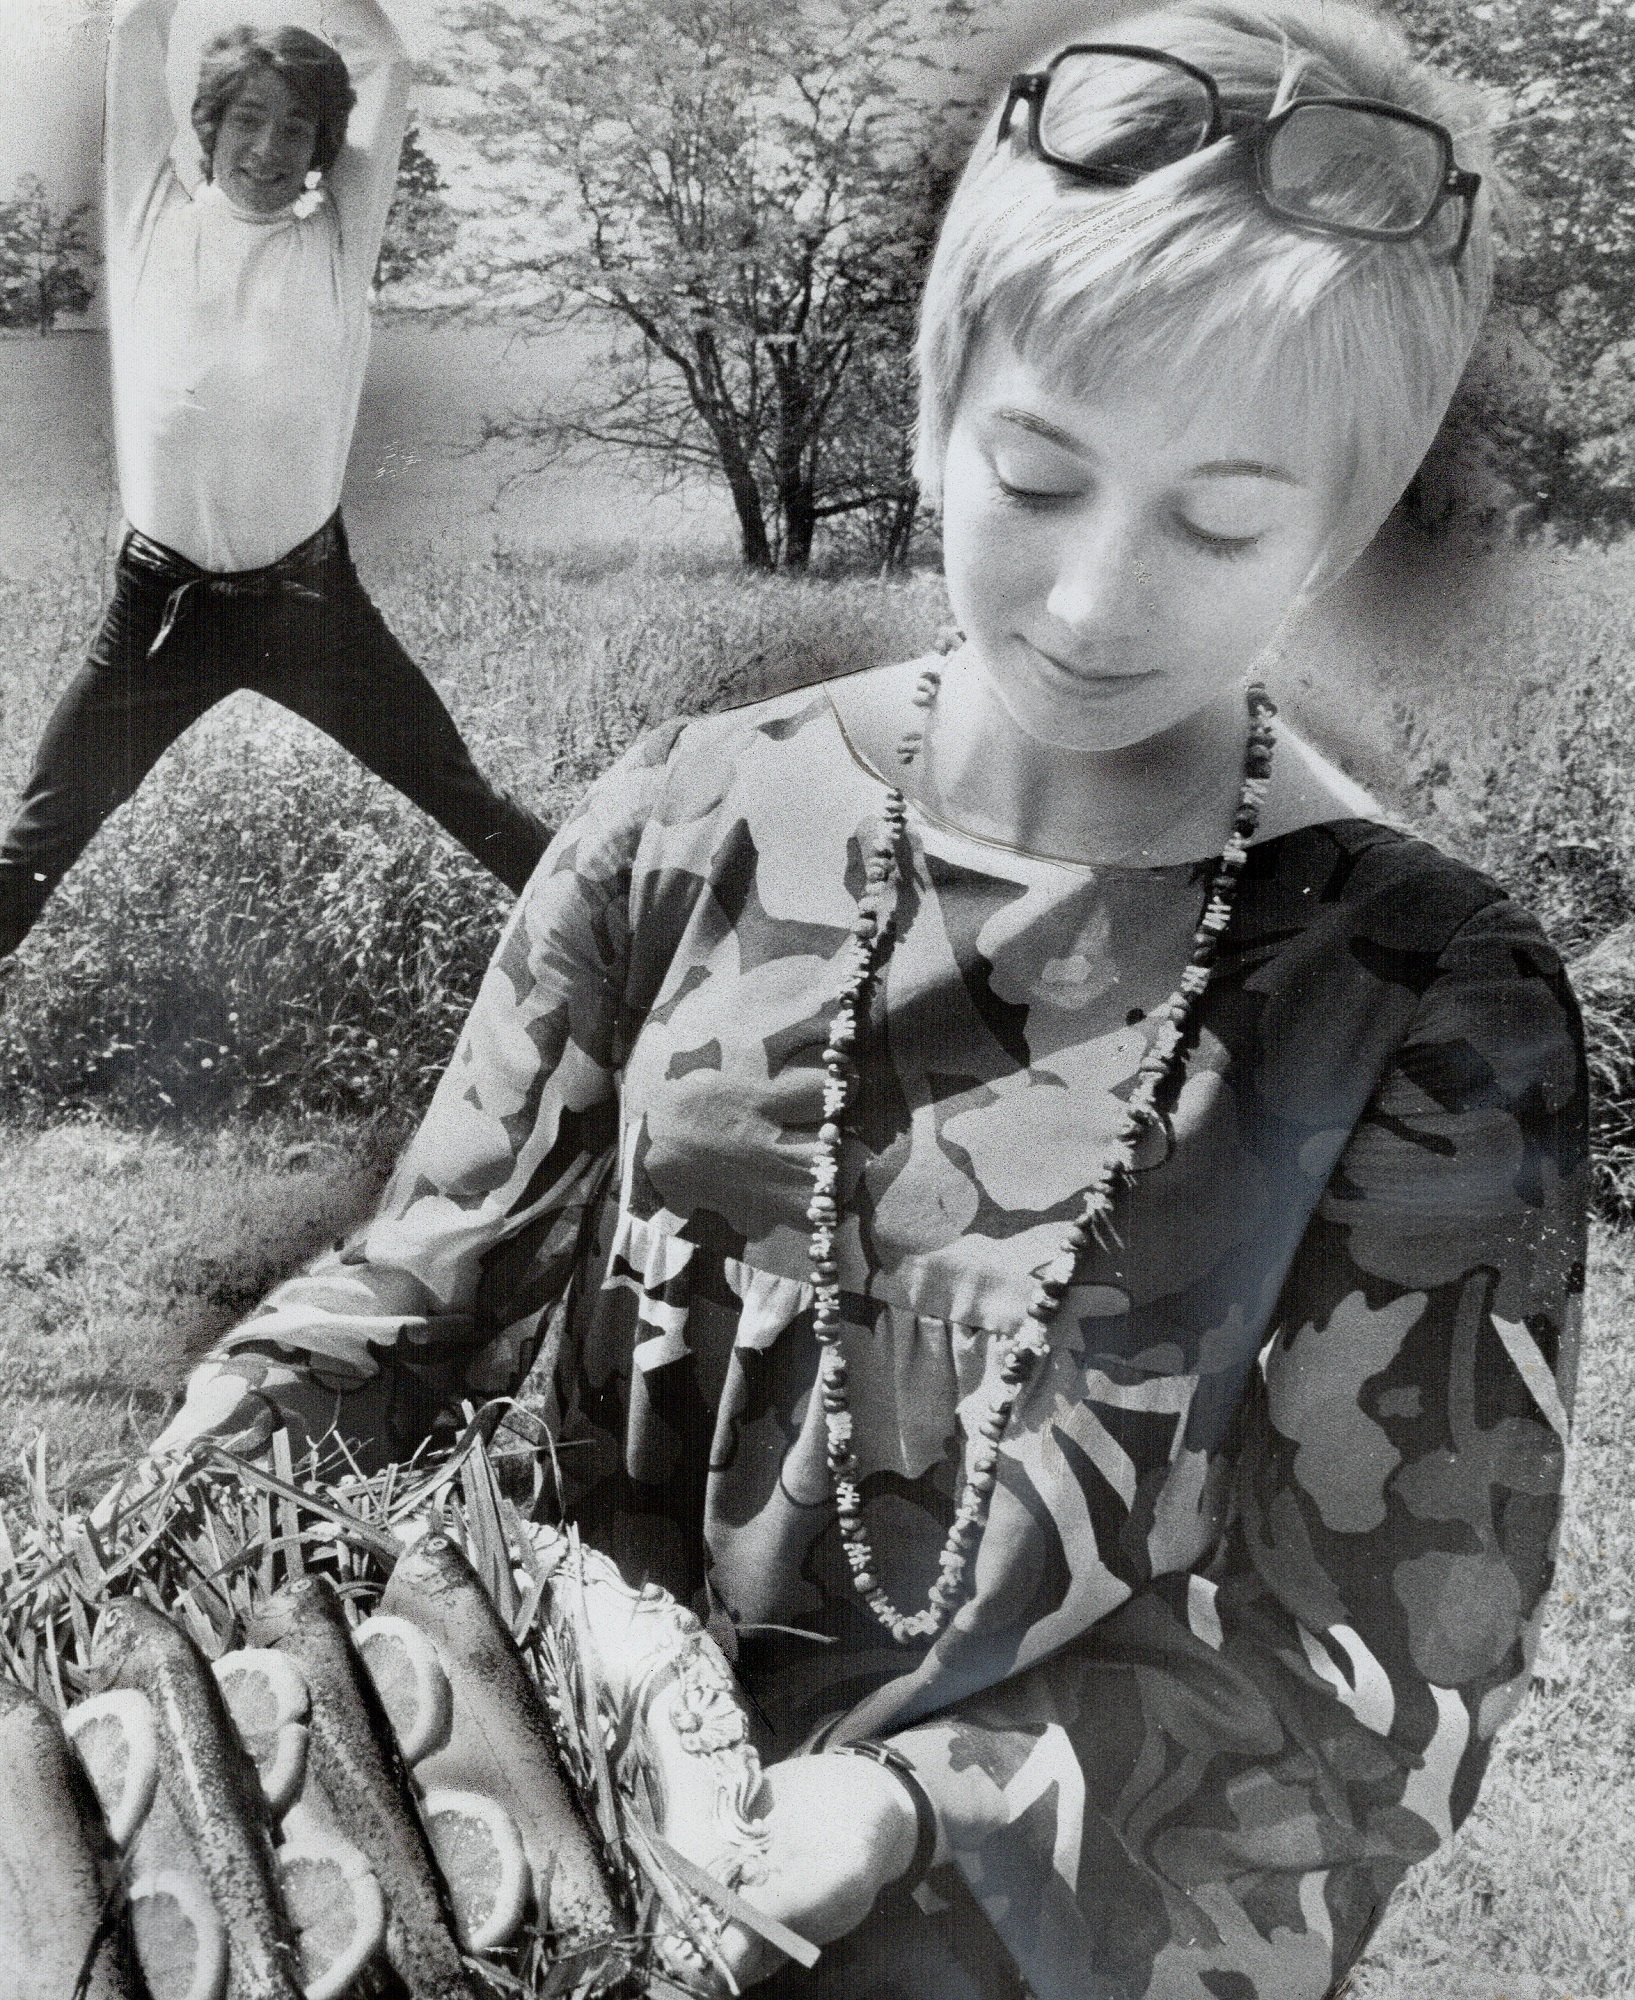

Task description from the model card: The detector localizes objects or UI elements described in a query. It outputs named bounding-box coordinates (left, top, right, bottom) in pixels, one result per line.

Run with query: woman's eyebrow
left=1189, top=458, right=1304, bottom=486
left=992, top=407, right=1089, bottom=453
left=989, top=417, right=1301, bottom=489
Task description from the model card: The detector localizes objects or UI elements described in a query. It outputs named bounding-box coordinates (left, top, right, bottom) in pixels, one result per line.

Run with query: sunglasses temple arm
left=997, top=73, right=1042, bottom=148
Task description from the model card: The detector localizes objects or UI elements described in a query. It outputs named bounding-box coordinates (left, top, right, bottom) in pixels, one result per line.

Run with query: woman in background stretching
left=0, top=0, right=546, bottom=963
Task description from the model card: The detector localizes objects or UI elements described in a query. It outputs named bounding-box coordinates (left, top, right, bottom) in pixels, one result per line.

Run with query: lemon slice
left=129, top=1869, right=229, bottom=2000
left=279, top=1834, right=388, bottom=2000
left=62, top=1687, right=160, bottom=1848
left=419, top=1787, right=530, bottom=1951
left=351, top=1614, right=453, bottom=1765
left=212, top=1648, right=311, bottom=1816
left=212, top=1647, right=310, bottom=1735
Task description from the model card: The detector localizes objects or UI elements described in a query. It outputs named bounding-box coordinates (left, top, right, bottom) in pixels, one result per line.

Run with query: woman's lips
left=1029, top=641, right=1159, bottom=688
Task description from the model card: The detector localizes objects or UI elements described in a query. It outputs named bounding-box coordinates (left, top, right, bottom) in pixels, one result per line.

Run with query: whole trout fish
left=0, top=1676, right=143, bottom=2000
left=380, top=1533, right=625, bottom=1958
left=96, top=1598, right=303, bottom=2000
left=248, top=1575, right=479, bottom=2000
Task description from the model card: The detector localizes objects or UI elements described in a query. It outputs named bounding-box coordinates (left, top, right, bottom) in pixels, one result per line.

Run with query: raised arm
left=134, top=728, right=681, bottom=1482
left=885, top=898, right=1588, bottom=2000
left=104, top=0, right=185, bottom=253
left=315, top=0, right=411, bottom=294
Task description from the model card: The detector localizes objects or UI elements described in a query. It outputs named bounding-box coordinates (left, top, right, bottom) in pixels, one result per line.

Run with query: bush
left=0, top=547, right=949, bottom=1123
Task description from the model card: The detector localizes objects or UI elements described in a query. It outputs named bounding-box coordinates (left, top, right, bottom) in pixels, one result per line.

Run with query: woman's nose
left=1045, top=503, right=1150, bottom=636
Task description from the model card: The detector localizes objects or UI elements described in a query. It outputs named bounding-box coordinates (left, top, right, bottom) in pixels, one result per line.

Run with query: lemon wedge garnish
left=420, top=1786, right=530, bottom=1951
left=62, top=1687, right=160, bottom=1848
left=352, top=1614, right=454, bottom=1766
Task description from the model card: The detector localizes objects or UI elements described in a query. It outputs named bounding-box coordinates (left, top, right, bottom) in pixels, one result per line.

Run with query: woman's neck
left=828, top=651, right=1386, bottom=870
left=913, top=650, right=1254, bottom=868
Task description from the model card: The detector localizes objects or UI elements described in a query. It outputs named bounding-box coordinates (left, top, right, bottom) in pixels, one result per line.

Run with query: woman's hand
left=706, top=1749, right=922, bottom=1990
left=87, top=1372, right=278, bottom=1533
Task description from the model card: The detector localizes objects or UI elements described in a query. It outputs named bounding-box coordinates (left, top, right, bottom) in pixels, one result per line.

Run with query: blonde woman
left=131, top=4, right=1586, bottom=1995
left=0, top=0, right=544, bottom=963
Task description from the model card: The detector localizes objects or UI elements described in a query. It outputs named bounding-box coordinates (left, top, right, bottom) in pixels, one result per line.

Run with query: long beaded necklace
left=807, top=666, right=1278, bottom=1645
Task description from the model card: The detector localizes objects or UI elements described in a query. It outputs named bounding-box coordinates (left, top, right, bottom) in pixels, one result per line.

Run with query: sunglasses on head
left=999, top=43, right=1482, bottom=263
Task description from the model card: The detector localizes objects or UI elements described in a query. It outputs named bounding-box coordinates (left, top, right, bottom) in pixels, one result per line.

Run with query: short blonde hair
left=916, top=0, right=1496, bottom=586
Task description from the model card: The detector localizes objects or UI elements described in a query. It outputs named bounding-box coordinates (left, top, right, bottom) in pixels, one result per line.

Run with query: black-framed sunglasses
left=999, top=43, right=1482, bottom=263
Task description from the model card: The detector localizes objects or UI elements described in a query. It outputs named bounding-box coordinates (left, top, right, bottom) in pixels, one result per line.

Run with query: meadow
left=1, top=521, right=1633, bottom=1998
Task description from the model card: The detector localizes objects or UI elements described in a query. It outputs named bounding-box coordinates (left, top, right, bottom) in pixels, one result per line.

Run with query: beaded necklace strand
left=807, top=667, right=1279, bottom=1645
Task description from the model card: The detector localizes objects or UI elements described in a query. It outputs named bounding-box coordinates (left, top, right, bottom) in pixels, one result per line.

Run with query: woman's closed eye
left=995, top=472, right=1084, bottom=508
left=1176, top=515, right=1265, bottom=558
left=989, top=440, right=1087, bottom=507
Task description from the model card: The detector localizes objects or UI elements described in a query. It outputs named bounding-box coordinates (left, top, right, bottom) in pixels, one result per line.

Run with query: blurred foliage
left=0, top=174, right=94, bottom=332
left=374, top=123, right=459, bottom=292
left=1389, top=0, right=1635, bottom=538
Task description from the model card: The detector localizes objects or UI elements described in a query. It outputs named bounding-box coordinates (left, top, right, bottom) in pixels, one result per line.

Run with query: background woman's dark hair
left=190, top=26, right=356, bottom=178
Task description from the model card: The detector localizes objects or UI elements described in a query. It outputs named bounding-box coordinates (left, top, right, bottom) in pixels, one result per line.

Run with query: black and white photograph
left=0, top=1, right=1627, bottom=1996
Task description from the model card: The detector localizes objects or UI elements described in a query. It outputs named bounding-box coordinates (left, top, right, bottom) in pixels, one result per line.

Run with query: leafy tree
left=443, top=0, right=974, bottom=570
left=375, top=122, right=459, bottom=291
left=0, top=176, right=95, bottom=334
left=1387, top=0, right=1635, bottom=536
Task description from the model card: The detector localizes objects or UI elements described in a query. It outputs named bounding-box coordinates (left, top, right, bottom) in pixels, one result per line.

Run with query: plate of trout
left=0, top=1426, right=785, bottom=2000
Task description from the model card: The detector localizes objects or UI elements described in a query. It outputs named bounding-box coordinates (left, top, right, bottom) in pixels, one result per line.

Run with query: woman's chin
left=974, top=660, right=1174, bottom=757
left=220, top=174, right=297, bottom=213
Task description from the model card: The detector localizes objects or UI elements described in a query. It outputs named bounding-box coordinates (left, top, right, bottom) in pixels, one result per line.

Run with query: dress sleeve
left=313, top=0, right=411, bottom=302
left=104, top=0, right=184, bottom=256
left=143, top=728, right=682, bottom=1475
left=886, top=896, right=1589, bottom=2000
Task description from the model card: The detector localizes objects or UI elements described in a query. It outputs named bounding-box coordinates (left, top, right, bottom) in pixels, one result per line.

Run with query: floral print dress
left=173, top=683, right=1588, bottom=2000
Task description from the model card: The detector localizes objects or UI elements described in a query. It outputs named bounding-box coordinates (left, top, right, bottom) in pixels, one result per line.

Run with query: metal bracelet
left=827, top=1738, right=940, bottom=1898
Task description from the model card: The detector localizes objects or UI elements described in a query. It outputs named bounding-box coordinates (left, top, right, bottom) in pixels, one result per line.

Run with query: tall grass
left=1298, top=524, right=1635, bottom=952
left=0, top=547, right=948, bottom=1121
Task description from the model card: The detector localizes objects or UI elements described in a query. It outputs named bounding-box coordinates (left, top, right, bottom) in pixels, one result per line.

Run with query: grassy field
left=0, top=546, right=949, bottom=1119
left=1, top=526, right=1633, bottom=1996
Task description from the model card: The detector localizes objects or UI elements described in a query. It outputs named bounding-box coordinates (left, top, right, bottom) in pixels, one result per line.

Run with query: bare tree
left=445, top=0, right=974, bottom=569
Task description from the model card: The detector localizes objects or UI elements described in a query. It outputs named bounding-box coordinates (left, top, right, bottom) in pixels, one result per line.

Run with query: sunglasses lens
left=1262, top=103, right=1447, bottom=236
left=1039, top=53, right=1214, bottom=176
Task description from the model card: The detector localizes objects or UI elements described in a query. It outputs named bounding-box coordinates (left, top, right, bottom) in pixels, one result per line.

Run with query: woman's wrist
left=825, top=1740, right=940, bottom=1896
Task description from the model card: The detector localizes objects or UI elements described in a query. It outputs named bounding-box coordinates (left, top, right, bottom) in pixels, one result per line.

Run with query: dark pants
left=0, top=515, right=547, bottom=958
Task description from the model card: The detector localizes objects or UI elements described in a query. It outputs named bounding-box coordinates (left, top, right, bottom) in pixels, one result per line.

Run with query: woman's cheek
left=977, top=508, right=1053, bottom=614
